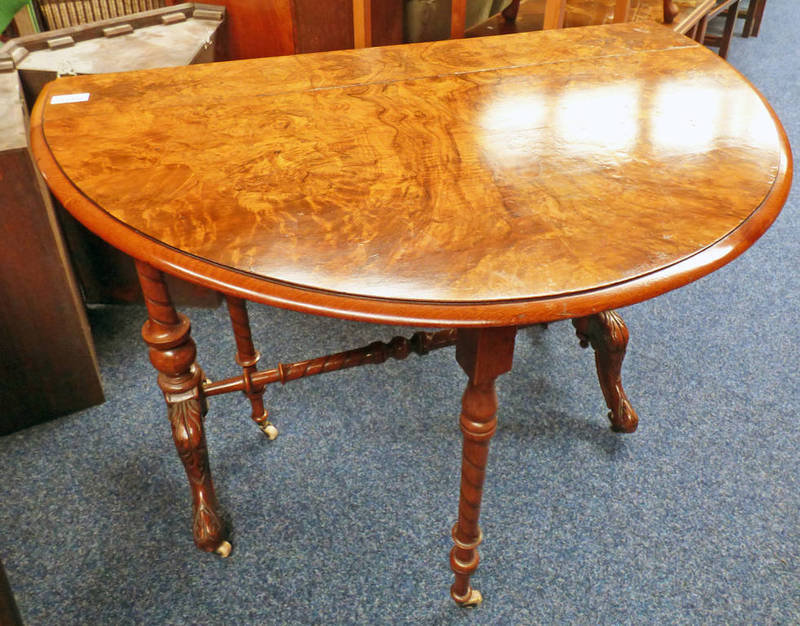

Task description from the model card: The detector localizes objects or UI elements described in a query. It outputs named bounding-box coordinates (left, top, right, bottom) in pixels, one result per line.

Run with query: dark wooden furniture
left=0, top=556, right=23, bottom=626
left=468, top=0, right=725, bottom=53
left=698, top=0, right=741, bottom=59
left=30, top=23, right=792, bottom=606
left=0, top=3, right=225, bottom=432
left=5, top=4, right=223, bottom=105
left=0, top=59, right=103, bottom=434
left=741, top=0, right=766, bottom=36
left=1, top=3, right=225, bottom=306
left=214, top=0, right=403, bottom=60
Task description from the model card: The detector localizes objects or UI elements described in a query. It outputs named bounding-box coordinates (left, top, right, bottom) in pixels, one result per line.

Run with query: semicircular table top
left=31, top=22, right=792, bottom=327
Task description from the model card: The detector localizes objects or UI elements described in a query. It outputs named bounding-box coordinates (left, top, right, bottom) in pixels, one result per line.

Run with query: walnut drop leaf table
left=31, top=22, right=792, bottom=606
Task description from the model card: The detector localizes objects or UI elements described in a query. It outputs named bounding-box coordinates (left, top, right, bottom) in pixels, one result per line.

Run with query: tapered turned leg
left=225, top=296, right=277, bottom=440
left=136, top=261, right=230, bottom=557
left=572, top=311, right=639, bottom=433
left=450, top=327, right=516, bottom=607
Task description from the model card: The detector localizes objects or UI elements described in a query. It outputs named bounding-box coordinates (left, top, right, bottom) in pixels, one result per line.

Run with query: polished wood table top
left=30, top=22, right=792, bottom=608
left=32, top=22, right=790, bottom=327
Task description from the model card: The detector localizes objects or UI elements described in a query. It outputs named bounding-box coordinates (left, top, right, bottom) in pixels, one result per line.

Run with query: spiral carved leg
left=572, top=311, right=639, bottom=433
left=226, top=296, right=277, bottom=440
left=136, top=261, right=229, bottom=556
left=450, top=327, right=516, bottom=607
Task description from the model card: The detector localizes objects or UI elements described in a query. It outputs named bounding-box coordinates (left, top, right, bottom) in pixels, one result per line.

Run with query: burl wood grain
left=32, top=23, right=791, bottom=327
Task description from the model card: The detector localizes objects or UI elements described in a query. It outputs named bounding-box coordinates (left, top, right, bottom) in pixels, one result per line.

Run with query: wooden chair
left=740, top=0, right=766, bottom=37
left=697, top=0, right=740, bottom=58
left=467, top=0, right=713, bottom=37
left=466, top=0, right=739, bottom=58
left=642, top=0, right=742, bottom=59
left=35, top=0, right=170, bottom=30
left=352, top=0, right=571, bottom=47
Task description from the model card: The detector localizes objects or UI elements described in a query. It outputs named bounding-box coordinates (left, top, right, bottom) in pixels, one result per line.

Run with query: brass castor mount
left=452, top=587, right=482, bottom=607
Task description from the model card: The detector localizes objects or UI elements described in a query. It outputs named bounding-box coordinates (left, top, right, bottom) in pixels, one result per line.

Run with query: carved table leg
left=225, top=296, right=278, bottom=440
left=450, top=327, right=516, bottom=607
left=135, top=261, right=230, bottom=557
left=572, top=311, right=639, bottom=433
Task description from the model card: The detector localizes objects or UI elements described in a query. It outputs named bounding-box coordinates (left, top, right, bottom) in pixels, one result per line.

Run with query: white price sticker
left=50, top=93, right=90, bottom=104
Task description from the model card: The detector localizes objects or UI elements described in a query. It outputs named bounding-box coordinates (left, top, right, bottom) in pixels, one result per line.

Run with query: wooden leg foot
left=450, top=522, right=485, bottom=606
left=572, top=311, right=639, bottom=433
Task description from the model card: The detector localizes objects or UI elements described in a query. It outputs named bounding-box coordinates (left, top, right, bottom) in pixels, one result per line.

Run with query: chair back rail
left=37, top=0, right=170, bottom=30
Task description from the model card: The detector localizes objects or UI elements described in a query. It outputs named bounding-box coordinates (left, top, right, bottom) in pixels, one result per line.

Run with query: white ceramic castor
left=261, top=423, right=278, bottom=440
left=215, top=541, right=232, bottom=558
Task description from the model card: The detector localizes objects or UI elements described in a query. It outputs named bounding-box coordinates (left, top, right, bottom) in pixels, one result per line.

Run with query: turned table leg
left=572, top=311, right=639, bottom=433
left=135, top=261, right=230, bottom=557
left=450, top=327, right=516, bottom=607
left=225, top=296, right=278, bottom=440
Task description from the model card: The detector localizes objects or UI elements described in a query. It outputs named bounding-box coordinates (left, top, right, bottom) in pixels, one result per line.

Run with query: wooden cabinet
left=0, top=69, right=104, bottom=435
left=0, top=4, right=226, bottom=433
left=213, top=0, right=403, bottom=60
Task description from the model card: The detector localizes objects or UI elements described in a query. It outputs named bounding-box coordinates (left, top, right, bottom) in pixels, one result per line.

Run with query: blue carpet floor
left=1, top=3, right=798, bottom=623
